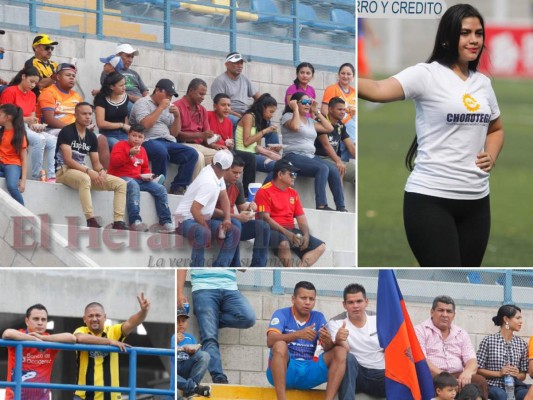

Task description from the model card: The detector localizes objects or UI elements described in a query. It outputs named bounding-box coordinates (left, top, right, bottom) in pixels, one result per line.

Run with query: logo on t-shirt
left=462, top=93, right=480, bottom=112
left=289, top=197, right=295, bottom=205
left=270, top=318, right=280, bottom=325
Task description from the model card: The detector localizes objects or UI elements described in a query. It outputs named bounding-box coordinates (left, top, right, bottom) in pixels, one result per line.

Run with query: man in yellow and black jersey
left=73, top=293, right=151, bottom=400
left=24, top=34, right=58, bottom=97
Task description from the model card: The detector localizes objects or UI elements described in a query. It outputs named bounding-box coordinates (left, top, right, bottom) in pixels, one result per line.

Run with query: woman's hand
left=476, top=151, right=496, bottom=172
left=289, top=99, right=299, bottom=112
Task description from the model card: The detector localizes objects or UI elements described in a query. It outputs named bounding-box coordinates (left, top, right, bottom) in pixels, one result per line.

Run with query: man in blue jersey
left=266, top=281, right=347, bottom=400
left=177, top=269, right=255, bottom=384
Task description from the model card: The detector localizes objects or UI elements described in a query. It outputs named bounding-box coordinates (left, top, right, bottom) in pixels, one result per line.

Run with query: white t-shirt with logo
left=394, top=61, right=500, bottom=199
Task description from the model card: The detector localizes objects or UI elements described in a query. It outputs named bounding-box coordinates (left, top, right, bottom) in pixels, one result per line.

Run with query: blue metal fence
left=3, top=0, right=353, bottom=70
left=0, top=339, right=175, bottom=399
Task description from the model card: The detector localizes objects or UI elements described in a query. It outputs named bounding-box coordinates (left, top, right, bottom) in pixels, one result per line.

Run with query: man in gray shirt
left=129, top=78, right=198, bottom=195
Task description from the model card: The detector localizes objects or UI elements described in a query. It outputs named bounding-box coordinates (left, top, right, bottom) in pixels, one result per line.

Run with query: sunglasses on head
left=299, top=99, right=312, bottom=105
left=44, top=46, right=54, bottom=51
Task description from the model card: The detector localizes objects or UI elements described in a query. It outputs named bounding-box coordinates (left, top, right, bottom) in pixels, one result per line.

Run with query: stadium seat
left=330, top=8, right=355, bottom=34
left=251, top=0, right=292, bottom=26
left=297, top=3, right=337, bottom=32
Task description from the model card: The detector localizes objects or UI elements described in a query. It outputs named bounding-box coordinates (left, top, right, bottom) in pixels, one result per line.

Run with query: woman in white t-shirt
left=358, top=4, right=504, bottom=267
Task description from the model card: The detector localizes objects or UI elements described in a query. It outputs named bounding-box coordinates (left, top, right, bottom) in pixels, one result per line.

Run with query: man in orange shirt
left=37, top=63, right=83, bottom=136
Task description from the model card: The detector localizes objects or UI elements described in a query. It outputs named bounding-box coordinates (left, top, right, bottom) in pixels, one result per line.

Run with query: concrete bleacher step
left=205, top=384, right=381, bottom=400
left=41, top=0, right=158, bottom=42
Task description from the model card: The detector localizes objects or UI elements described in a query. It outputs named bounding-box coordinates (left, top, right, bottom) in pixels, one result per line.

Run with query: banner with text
left=357, top=0, right=447, bottom=19
left=480, top=26, right=533, bottom=78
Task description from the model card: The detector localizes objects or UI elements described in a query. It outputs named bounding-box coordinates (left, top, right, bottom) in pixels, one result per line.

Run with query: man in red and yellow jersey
left=254, top=159, right=325, bottom=267
left=73, top=293, right=151, bottom=400
left=2, top=303, right=76, bottom=400
left=24, top=34, right=59, bottom=97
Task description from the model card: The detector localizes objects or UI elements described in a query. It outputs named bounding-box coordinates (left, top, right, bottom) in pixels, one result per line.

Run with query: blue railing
left=0, top=339, right=175, bottom=399
left=3, top=0, right=353, bottom=70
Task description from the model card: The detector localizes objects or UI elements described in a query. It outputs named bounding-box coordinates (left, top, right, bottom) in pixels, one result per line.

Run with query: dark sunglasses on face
left=299, top=99, right=312, bottom=105
left=285, top=171, right=298, bottom=178
left=44, top=46, right=54, bottom=51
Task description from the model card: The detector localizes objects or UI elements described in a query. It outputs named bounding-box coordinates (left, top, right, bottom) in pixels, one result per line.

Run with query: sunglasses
left=299, top=99, right=312, bottom=105
left=44, top=46, right=54, bottom=51
left=285, top=171, right=298, bottom=178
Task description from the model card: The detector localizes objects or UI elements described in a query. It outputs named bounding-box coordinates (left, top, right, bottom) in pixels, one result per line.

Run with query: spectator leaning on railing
left=73, top=293, right=151, bottom=400
left=2, top=303, right=76, bottom=400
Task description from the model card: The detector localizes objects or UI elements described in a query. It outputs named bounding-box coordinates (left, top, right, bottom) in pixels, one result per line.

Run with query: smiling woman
left=358, top=3, right=504, bottom=268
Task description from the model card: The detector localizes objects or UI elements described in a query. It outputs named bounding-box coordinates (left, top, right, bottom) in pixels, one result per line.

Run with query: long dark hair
left=97, top=71, right=125, bottom=98
left=243, top=93, right=277, bottom=131
left=282, top=91, right=306, bottom=115
left=8, top=66, right=40, bottom=87
left=0, top=104, right=27, bottom=154
left=293, top=62, right=315, bottom=89
left=405, top=3, right=486, bottom=171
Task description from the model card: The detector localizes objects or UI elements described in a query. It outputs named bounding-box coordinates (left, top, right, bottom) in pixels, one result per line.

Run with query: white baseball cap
left=213, top=150, right=233, bottom=170
left=116, top=43, right=139, bottom=56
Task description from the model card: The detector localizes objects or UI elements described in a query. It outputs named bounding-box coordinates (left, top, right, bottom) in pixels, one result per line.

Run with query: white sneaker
left=159, top=222, right=175, bottom=233
left=130, top=220, right=148, bottom=232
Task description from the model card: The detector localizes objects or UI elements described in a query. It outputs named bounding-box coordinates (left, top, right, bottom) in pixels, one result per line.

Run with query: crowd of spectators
left=0, top=31, right=356, bottom=266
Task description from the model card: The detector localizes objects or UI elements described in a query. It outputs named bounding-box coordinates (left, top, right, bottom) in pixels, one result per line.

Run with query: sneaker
left=194, top=384, right=211, bottom=397
left=111, top=221, right=128, bottom=230
left=336, top=207, right=349, bottom=212
left=159, top=222, right=175, bottom=233
left=86, top=217, right=101, bottom=228
left=170, top=186, right=186, bottom=195
left=47, top=178, right=56, bottom=183
left=316, top=206, right=335, bottom=211
left=153, top=174, right=165, bottom=185
left=130, top=220, right=148, bottom=232
left=212, top=376, right=229, bottom=384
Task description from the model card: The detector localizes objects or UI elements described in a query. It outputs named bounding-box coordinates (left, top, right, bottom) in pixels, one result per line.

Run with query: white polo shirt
left=175, top=165, right=225, bottom=221
left=394, top=61, right=500, bottom=200
left=328, top=312, right=384, bottom=370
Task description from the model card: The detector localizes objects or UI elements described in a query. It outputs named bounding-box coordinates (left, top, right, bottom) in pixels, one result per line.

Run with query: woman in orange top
left=321, top=63, right=356, bottom=160
left=0, top=103, right=27, bottom=205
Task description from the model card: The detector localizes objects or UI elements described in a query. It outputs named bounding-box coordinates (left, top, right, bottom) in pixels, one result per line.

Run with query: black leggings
left=403, top=192, right=490, bottom=267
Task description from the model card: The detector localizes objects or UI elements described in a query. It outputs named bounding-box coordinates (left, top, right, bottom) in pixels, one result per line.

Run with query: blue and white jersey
left=267, top=307, right=327, bottom=360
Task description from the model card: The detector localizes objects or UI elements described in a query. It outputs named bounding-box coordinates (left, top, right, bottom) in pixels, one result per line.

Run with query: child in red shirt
left=107, top=124, right=173, bottom=232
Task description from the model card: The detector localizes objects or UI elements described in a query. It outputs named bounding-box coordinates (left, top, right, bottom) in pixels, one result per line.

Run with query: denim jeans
left=488, top=384, right=530, bottom=400
left=283, top=153, right=345, bottom=209
left=338, top=353, right=386, bottom=400
left=121, top=177, right=172, bottom=225
left=181, top=218, right=241, bottom=267
left=192, top=288, right=255, bottom=381
left=341, top=118, right=356, bottom=162
left=228, top=217, right=270, bottom=267
left=177, top=350, right=210, bottom=394
left=101, top=129, right=128, bottom=150
left=26, top=127, right=56, bottom=179
left=142, top=139, right=198, bottom=190
left=0, top=163, right=24, bottom=205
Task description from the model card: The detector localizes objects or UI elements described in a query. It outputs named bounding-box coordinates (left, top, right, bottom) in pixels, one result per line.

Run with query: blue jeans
left=283, top=153, right=345, bottom=209
left=181, top=218, right=241, bottom=267
left=177, top=350, right=210, bottom=394
left=228, top=217, right=270, bottom=267
left=142, top=139, right=198, bottom=190
left=121, top=177, right=171, bottom=225
left=488, top=384, right=529, bottom=400
left=192, top=288, right=255, bottom=381
left=0, top=163, right=24, bottom=205
left=101, top=129, right=128, bottom=150
left=338, top=353, right=386, bottom=400
left=255, top=154, right=274, bottom=183
left=341, top=118, right=356, bottom=162
left=26, top=128, right=56, bottom=179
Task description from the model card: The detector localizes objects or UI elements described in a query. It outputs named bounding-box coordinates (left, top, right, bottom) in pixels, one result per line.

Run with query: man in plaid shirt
left=414, top=295, right=488, bottom=399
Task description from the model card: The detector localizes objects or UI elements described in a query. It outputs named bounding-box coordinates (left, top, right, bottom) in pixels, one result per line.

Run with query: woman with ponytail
left=0, top=104, right=28, bottom=204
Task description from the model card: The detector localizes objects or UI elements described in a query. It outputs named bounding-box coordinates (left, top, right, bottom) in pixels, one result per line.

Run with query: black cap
left=155, top=78, right=178, bottom=97
left=177, top=306, right=190, bottom=318
left=273, top=159, right=300, bottom=177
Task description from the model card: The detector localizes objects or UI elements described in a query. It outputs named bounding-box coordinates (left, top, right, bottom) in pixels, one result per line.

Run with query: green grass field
left=359, top=78, right=533, bottom=267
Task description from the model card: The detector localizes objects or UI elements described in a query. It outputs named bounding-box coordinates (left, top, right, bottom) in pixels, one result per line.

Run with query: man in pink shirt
left=174, top=78, right=218, bottom=179
left=415, top=295, right=488, bottom=399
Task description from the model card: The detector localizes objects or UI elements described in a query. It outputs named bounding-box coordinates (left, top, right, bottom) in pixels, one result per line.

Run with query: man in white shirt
left=174, top=150, right=241, bottom=267
left=323, top=283, right=385, bottom=400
